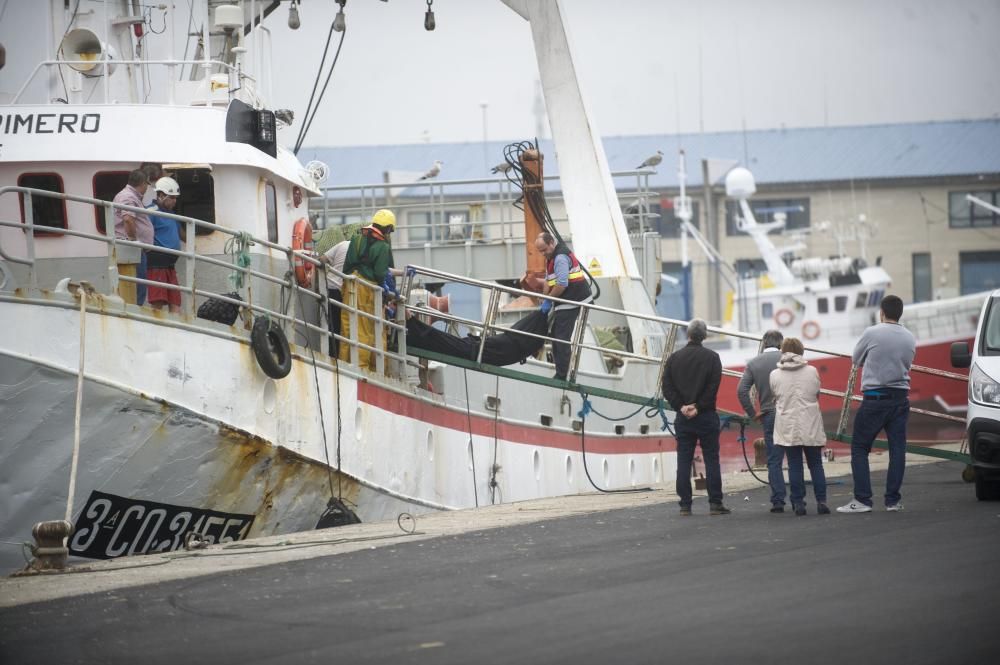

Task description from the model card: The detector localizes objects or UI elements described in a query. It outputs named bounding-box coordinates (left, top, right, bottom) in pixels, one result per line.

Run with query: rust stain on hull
left=209, top=424, right=360, bottom=537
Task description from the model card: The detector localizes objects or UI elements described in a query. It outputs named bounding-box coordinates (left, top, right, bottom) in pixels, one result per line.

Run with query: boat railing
left=401, top=263, right=970, bottom=459
left=11, top=59, right=255, bottom=107
left=311, top=169, right=661, bottom=250
left=0, top=187, right=972, bottom=458
left=0, top=186, right=409, bottom=376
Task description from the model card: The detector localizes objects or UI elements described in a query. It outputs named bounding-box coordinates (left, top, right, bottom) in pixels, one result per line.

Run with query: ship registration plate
left=69, top=490, right=256, bottom=560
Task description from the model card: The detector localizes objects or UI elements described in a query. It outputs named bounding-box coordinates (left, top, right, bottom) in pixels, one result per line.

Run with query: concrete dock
left=2, top=456, right=999, bottom=664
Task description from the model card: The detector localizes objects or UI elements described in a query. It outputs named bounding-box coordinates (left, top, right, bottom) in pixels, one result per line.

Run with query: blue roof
left=299, top=119, right=1000, bottom=192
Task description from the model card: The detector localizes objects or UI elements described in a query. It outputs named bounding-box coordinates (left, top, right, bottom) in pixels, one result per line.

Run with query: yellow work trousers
left=338, top=275, right=385, bottom=371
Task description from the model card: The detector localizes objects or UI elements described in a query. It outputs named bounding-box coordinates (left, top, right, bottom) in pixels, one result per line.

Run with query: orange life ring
left=291, top=218, right=314, bottom=287
left=801, top=320, right=821, bottom=340
left=774, top=308, right=795, bottom=327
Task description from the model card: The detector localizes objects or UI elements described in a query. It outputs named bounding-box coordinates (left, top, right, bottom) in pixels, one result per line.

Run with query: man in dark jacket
left=737, top=329, right=786, bottom=512
left=661, top=318, right=730, bottom=516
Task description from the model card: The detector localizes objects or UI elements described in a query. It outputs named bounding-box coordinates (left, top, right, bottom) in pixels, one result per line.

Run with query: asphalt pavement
left=2, top=461, right=999, bottom=665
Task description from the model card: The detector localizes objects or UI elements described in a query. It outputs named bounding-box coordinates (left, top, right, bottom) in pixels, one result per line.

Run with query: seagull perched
left=635, top=150, right=663, bottom=169
left=491, top=161, right=513, bottom=175
left=418, top=160, right=443, bottom=180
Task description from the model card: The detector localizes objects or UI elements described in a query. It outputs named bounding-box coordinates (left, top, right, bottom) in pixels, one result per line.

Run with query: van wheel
left=974, top=470, right=1000, bottom=501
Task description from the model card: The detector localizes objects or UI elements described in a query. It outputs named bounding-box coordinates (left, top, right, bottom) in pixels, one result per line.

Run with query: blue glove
left=540, top=299, right=552, bottom=314
left=382, top=273, right=398, bottom=298
left=405, top=266, right=417, bottom=278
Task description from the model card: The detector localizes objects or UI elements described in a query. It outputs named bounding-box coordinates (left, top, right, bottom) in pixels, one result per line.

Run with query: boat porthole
left=354, top=407, right=364, bottom=441
left=602, top=458, right=610, bottom=486
left=262, top=378, right=276, bottom=414
left=426, top=430, right=434, bottom=461
left=629, top=458, right=636, bottom=486
left=565, top=455, right=573, bottom=484
left=653, top=457, right=661, bottom=482
left=533, top=450, right=541, bottom=480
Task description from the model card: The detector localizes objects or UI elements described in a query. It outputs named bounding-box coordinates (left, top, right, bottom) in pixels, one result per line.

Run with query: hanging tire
left=251, top=316, right=292, bottom=379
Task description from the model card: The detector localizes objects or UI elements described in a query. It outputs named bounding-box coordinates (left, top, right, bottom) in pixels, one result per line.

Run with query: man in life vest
left=534, top=231, right=594, bottom=381
left=339, top=209, right=396, bottom=371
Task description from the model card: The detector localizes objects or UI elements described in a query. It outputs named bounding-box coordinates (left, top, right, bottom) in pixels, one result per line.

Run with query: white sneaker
left=836, top=500, right=872, bottom=514
left=886, top=503, right=904, bottom=512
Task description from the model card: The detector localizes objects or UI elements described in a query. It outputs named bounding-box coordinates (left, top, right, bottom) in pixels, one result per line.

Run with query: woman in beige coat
left=769, top=338, right=829, bottom=516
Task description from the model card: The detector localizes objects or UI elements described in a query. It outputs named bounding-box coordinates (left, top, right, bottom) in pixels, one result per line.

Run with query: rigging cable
left=294, top=21, right=347, bottom=154
left=463, top=368, right=480, bottom=507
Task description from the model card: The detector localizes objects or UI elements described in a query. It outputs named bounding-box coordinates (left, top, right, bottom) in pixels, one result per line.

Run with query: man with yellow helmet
left=339, top=209, right=396, bottom=370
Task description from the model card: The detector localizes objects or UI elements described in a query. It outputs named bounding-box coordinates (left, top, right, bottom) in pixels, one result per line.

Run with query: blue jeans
left=786, top=446, right=827, bottom=508
left=674, top=410, right=723, bottom=507
left=761, top=411, right=786, bottom=506
left=850, top=392, right=910, bottom=507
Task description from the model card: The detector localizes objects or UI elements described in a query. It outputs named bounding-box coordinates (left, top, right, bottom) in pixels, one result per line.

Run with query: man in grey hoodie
left=737, top=330, right=787, bottom=512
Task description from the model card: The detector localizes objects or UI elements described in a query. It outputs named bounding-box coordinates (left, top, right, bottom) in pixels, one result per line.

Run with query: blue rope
left=576, top=391, right=675, bottom=436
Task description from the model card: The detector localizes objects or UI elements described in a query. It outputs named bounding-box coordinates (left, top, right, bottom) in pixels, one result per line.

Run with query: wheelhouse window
left=855, top=292, right=868, bottom=308
left=761, top=302, right=774, bottom=318
left=265, top=181, right=278, bottom=243
left=93, top=171, right=129, bottom=234
left=18, top=173, right=67, bottom=235
left=834, top=295, right=848, bottom=312
left=171, top=168, right=216, bottom=236
left=725, top=198, right=810, bottom=236
left=817, top=297, right=829, bottom=314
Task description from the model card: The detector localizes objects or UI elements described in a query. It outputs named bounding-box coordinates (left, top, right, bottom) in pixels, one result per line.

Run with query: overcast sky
left=1, top=0, right=997, bottom=147
left=264, top=0, right=1000, bottom=148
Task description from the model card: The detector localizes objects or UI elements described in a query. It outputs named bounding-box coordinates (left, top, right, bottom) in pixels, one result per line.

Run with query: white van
left=951, top=288, right=1000, bottom=500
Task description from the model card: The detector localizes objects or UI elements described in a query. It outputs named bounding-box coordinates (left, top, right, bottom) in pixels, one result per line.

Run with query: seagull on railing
left=418, top=160, right=443, bottom=180
left=635, top=150, right=663, bottom=169
left=491, top=161, right=513, bottom=174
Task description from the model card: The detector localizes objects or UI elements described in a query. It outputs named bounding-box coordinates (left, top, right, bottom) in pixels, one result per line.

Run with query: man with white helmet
left=146, top=176, right=186, bottom=313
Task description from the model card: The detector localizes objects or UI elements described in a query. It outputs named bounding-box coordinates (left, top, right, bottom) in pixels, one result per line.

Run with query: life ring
left=774, top=308, right=795, bottom=327
left=801, top=320, right=821, bottom=340
left=291, top=218, right=314, bottom=287
left=251, top=316, right=292, bottom=379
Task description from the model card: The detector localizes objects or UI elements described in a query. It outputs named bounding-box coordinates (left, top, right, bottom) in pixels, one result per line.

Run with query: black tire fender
left=251, top=316, right=292, bottom=379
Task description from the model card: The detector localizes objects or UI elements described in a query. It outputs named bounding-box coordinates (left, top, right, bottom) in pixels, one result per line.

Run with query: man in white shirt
left=320, top=240, right=350, bottom=357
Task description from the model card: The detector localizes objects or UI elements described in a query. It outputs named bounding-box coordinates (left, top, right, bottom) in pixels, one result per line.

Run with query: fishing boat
left=0, top=0, right=686, bottom=574
left=0, top=1, right=970, bottom=577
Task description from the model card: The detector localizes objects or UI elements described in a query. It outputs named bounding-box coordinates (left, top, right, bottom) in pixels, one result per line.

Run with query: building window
left=912, top=253, right=932, bottom=303
left=172, top=168, right=216, bottom=236
left=265, top=181, right=278, bottom=243
left=949, top=190, right=1000, bottom=228
left=817, top=297, right=829, bottom=314
left=725, top=198, right=810, bottom=236
left=93, top=171, right=129, bottom=234
left=734, top=258, right=767, bottom=276
left=407, top=211, right=432, bottom=245
left=834, top=295, right=848, bottom=312
left=960, top=251, right=1000, bottom=295
left=18, top=173, right=68, bottom=235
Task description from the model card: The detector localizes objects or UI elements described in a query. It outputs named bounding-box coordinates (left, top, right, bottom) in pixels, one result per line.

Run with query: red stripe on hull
left=357, top=382, right=673, bottom=455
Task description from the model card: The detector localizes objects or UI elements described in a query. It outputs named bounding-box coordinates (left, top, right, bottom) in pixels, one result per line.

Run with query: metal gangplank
left=0, top=186, right=972, bottom=467
left=398, top=264, right=973, bottom=466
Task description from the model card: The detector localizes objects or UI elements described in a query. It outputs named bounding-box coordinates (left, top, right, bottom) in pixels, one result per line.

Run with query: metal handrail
left=401, top=263, right=970, bottom=427
left=0, top=186, right=407, bottom=371
left=11, top=59, right=255, bottom=105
